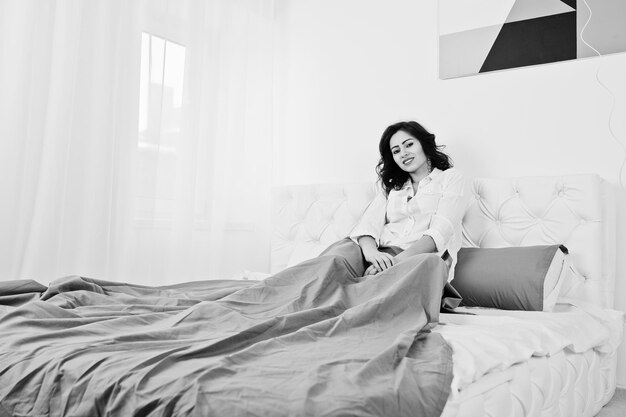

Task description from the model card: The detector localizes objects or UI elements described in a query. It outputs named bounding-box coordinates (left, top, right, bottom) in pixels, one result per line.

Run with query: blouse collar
left=401, top=168, right=442, bottom=190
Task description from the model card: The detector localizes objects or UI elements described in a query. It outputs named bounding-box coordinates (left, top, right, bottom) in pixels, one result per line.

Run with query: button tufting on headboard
left=271, top=175, right=616, bottom=308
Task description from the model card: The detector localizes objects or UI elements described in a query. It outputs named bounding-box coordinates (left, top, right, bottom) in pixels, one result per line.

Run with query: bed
left=271, top=174, right=623, bottom=417
left=0, top=174, right=623, bottom=416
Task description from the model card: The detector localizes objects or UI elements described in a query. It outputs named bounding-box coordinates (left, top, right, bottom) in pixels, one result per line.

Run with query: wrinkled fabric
left=0, top=279, right=48, bottom=308
left=0, top=251, right=453, bottom=417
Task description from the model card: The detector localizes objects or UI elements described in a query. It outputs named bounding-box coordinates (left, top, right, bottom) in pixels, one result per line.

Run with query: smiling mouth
left=402, top=157, right=414, bottom=165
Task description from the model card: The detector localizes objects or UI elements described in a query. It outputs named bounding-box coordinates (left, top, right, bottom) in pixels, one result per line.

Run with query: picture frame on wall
left=439, top=0, right=626, bottom=79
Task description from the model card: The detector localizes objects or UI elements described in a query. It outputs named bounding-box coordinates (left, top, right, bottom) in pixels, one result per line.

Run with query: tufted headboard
left=271, top=174, right=616, bottom=308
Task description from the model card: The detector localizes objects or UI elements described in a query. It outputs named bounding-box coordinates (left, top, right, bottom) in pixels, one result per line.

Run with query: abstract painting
left=439, top=0, right=626, bottom=79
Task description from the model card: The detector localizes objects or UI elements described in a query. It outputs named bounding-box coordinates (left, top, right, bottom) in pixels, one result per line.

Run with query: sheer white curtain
left=0, top=0, right=274, bottom=285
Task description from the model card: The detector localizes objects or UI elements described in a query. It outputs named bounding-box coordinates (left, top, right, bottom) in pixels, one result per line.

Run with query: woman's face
left=389, top=130, right=428, bottom=177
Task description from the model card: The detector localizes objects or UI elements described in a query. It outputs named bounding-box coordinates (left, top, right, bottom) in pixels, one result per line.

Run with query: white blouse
left=349, top=168, right=469, bottom=280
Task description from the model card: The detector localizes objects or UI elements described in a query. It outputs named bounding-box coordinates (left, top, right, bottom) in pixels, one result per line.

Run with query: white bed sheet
left=434, top=301, right=624, bottom=395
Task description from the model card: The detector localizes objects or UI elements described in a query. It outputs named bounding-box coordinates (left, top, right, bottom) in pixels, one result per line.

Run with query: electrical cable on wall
left=581, top=0, right=626, bottom=192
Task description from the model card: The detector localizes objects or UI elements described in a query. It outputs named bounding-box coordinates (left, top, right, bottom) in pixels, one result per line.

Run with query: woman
left=349, top=120, right=468, bottom=281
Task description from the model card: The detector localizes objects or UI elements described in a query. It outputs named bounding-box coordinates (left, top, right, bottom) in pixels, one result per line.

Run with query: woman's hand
left=364, top=264, right=378, bottom=275
left=362, top=247, right=395, bottom=275
left=357, top=235, right=394, bottom=276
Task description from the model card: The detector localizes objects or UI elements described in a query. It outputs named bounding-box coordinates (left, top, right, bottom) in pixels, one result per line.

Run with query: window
left=136, top=32, right=186, bottom=224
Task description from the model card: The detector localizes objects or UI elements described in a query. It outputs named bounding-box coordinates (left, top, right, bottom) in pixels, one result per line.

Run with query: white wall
left=272, top=0, right=626, bottom=387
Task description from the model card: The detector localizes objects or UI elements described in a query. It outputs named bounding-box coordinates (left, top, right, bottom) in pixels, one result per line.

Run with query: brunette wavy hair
left=376, top=121, right=452, bottom=195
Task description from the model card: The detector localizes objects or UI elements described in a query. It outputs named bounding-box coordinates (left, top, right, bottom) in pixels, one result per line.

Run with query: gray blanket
left=0, top=253, right=452, bottom=417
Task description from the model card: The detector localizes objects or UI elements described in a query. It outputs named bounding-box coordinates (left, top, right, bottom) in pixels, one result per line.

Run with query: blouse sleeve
left=421, top=169, right=469, bottom=252
left=348, top=186, right=387, bottom=246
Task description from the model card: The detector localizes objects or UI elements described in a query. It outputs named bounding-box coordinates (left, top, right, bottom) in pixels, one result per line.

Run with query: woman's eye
left=406, top=142, right=413, bottom=147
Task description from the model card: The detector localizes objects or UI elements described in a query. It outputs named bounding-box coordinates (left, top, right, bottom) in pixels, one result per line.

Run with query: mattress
left=240, top=269, right=623, bottom=416
left=436, top=302, right=623, bottom=417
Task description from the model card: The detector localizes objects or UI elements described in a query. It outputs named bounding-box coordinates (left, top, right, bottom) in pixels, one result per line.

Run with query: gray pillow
left=451, top=245, right=569, bottom=311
